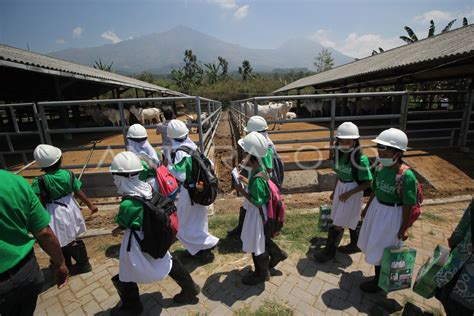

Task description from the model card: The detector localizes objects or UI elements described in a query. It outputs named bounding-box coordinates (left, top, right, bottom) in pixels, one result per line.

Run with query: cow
left=103, top=108, right=130, bottom=126
left=130, top=106, right=162, bottom=125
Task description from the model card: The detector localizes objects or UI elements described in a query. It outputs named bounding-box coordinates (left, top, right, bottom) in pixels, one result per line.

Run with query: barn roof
left=0, top=44, right=185, bottom=102
left=274, top=24, right=474, bottom=93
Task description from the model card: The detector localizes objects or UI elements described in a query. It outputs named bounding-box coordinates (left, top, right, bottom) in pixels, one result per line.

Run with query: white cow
left=244, top=102, right=291, bottom=130
left=286, top=112, right=297, bottom=120
left=103, top=108, right=130, bottom=126
left=85, top=108, right=106, bottom=126
left=302, top=101, right=324, bottom=117
left=130, top=106, right=162, bottom=125
left=184, top=112, right=209, bottom=133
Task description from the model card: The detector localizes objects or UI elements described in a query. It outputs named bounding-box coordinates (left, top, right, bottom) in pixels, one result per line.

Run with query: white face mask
left=239, top=164, right=252, bottom=172
left=377, top=157, right=397, bottom=167
left=338, top=146, right=353, bottom=153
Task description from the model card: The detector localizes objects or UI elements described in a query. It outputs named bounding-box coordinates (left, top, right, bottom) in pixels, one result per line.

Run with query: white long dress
left=241, top=197, right=267, bottom=256
left=331, top=181, right=363, bottom=230
left=118, top=229, right=173, bottom=283
left=357, top=199, right=403, bottom=265
left=46, top=194, right=86, bottom=247
left=170, top=138, right=219, bottom=255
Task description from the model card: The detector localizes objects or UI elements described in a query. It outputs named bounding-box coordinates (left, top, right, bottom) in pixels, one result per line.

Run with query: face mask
left=113, top=175, right=122, bottom=188
left=338, top=146, right=353, bottom=153
left=377, top=157, right=397, bottom=167
left=239, top=164, right=252, bottom=172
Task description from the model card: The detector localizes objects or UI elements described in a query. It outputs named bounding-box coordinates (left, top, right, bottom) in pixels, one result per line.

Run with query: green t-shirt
left=262, top=147, right=274, bottom=171
left=115, top=198, right=144, bottom=230
left=248, top=167, right=271, bottom=207
left=173, top=156, right=193, bottom=183
left=31, top=169, right=82, bottom=200
left=0, top=170, right=51, bottom=273
left=139, top=160, right=156, bottom=182
left=333, top=154, right=373, bottom=182
left=373, top=166, right=418, bottom=205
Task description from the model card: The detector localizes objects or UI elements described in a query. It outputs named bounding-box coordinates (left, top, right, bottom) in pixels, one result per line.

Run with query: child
left=234, top=132, right=275, bottom=285
left=127, top=123, right=160, bottom=192
left=314, top=122, right=372, bottom=262
left=156, top=107, right=175, bottom=165
left=166, top=119, right=219, bottom=261
left=109, top=151, right=200, bottom=314
left=357, top=128, right=418, bottom=293
left=32, top=144, right=98, bottom=274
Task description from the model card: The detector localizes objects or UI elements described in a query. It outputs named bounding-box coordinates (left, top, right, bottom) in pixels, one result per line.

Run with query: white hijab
left=170, top=136, right=198, bottom=165
left=113, top=174, right=153, bottom=200
left=127, top=139, right=160, bottom=166
left=260, top=131, right=276, bottom=152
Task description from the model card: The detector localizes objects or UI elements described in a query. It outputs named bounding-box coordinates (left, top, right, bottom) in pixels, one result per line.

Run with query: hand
left=238, top=175, right=248, bottom=184
left=398, top=227, right=408, bottom=240
left=339, top=192, right=352, bottom=203
left=90, top=205, right=98, bottom=215
left=112, top=227, right=123, bottom=237
left=329, top=191, right=334, bottom=200
left=53, top=262, right=69, bottom=289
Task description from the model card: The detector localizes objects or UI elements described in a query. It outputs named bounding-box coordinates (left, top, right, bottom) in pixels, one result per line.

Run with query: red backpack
left=395, top=164, right=424, bottom=227
left=155, top=165, right=179, bottom=200
left=253, top=172, right=286, bottom=238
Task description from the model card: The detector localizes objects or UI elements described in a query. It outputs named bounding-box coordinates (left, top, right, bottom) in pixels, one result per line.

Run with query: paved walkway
left=34, top=205, right=464, bottom=316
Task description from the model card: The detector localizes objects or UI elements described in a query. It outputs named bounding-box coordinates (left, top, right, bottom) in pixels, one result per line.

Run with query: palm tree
left=204, top=62, right=220, bottom=84
left=400, top=17, right=468, bottom=44
left=238, top=60, right=253, bottom=81
left=93, top=59, right=113, bottom=72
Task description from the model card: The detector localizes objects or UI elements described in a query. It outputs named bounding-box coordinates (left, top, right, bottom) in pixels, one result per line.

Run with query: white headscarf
left=113, top=174, right=153, bottom=200
left=170, top=136, right=197, bottom=165
left=259, top=131, right=276, bottom=152
left=127, top=139, right=160, bottom=166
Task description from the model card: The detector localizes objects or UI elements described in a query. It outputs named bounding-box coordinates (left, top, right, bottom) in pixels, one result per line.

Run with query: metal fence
left=0, top=96, right=222, bottom=171
left=230, top=90, right=473, bottom=156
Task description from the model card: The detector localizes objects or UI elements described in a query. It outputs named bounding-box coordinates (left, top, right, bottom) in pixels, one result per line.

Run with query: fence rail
left=230, top=90, right=473, bottom=157
left=1, top=96, right=222, bottom=172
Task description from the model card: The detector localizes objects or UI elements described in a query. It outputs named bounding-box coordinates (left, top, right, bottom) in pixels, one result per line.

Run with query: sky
left=0, top=0, right=473, bottom=58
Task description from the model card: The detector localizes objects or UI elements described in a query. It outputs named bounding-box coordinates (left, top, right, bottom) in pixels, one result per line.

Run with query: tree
left=313, top=48, right=334, bottom=73
left=218, top=56, right=229, bottom=80
left=170, top=49, right=204, bottom=93
left=93, top=59, right=113, bottom=72
left=400, top=18, right=465, bottom=44
left=371, top=47, right=385, bottom=56
left=204, top=62, right=220, bottom=84
left=238, top=60, right=253, bottom=80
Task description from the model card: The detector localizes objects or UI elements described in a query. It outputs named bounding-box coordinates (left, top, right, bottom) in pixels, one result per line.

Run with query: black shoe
left=313, top=248, right=335, bottom=263
left=242, top=252, right=270, bottom=285
left=359, top=278, right=382, bottom=293
left=169, top=257, right=200, bottom=304
left=173, top=283, right=200, bottom=304
left=269, top=250, right=288, bottom=269
left=338, top=243, right=361, bottom=254
left=69, top=240, right=92, bottom=275
left=312, top=227, right=343, bottom=263
left=111, top=275, right=144, bottom=316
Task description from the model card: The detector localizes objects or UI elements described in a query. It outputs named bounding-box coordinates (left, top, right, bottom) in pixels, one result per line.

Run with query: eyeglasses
left=376, top=145, right=389, bottom=151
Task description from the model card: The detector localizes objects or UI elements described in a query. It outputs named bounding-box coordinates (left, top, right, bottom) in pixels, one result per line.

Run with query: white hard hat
left=34, top=144, right=62, bottom=168
left=372, top=128, right=408, bottom=151
left=336, top=122, right=360, bottom=139
left=167, top=119, right=189, bottom=139
left=110, top=151, right=143, bottom=173
left=244, top=116, right=268, bottom=133
left=238, top=132, right=269, bottom=158
left=127, top=124, right=147, bottom=139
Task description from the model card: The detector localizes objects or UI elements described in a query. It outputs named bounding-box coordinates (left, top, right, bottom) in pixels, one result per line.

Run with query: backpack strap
left=37, top=175, right=50, bottom=204
left=395, top=164, right=410, bottom=198
left=68, top=170, right=75, bottom=192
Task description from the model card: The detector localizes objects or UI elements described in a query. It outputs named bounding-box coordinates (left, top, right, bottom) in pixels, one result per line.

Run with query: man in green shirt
left=0, top=170, right=68, bottom=316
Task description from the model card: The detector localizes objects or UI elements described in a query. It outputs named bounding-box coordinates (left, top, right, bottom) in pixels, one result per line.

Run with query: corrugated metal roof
left=274, top=24, right=474, bottom=93
left=0, top=44, right=185, bottom=96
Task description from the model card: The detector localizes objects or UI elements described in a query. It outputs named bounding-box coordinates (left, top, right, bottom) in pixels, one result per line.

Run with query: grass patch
left=234, top=300, right=294, bottom=316
left=420, top=212, right=443, bottom=223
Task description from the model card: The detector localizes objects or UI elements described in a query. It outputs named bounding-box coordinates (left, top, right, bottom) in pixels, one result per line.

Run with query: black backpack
left=124, top=193, right=176, bottom=259
left=269, top=147, right=284, bottom=189
left=37, top=170, right=75, bottom=205
left=172, top=146, right=218, bottom=206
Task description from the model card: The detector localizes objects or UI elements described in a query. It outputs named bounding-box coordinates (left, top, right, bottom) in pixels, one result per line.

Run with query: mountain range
left=49, top=26, right=353, bottom=74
